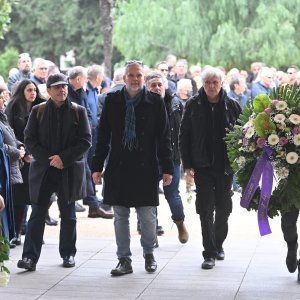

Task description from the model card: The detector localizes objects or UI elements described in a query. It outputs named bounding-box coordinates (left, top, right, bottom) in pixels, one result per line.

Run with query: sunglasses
left=160, top=69, right=168, bottom=72
left=125, top=60, right=143, bottom=67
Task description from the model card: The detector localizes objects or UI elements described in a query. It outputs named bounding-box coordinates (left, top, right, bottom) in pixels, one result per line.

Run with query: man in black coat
left=17, top=73, right=91, bottom=271
left=180, top=67, right=241, bottom=270
left=145, top=72, right=188, bottom=244
left=68, top=66, right=113, bottom=218
left=92, top=61, right=173, bottom=276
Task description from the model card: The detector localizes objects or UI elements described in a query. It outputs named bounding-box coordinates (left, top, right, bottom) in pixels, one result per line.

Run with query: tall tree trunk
left=99, top=0, right=113, bottom=79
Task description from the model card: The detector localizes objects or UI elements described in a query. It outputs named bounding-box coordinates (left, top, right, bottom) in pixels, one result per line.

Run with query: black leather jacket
left=179, top=87, right=241, bottom=174
left=164, top=90, right=183, bottom=165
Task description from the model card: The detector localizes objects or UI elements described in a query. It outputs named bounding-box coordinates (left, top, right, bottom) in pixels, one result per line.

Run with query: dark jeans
left=194, top=168, right=233, bottom=259
left=83, top=157, right=100, bottom=210
left=22, top=167, right=76, bottom=263
left=281, top=206, right=299, bottom=249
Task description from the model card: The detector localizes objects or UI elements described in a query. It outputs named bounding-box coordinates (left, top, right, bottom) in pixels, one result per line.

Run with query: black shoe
left=63, top=255, right=75, bottom=268
left=201, top=258, right=215, bottom=270
left=17, top=258, right=36, bottom=271
left=10, top=234, right=21, bottom=246
left=157, top=225, right=164, bottom=236
left=144, top=253, right=157, bottom=273
left=75, top=202, right=86, bottom=212
left=216, top=249, right=225, bottom=260
left=45, top=215, right=58, bottom=226
left=111, top=258, right=133, bottom=276
left=286, top=244, right=298, bottom=273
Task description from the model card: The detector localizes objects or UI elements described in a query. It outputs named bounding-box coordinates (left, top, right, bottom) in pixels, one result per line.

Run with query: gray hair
left=113, top=67, right=125, bottom=82
left=33, top=58, right=49, bottom=69
left=201, top=67, right=224, bottom=83
left=87, top=64, right=104, bottom=80
left=145, top=71, right=163, bottom=84
left=68, top=66, right=87, bottom=80
left=125, top=60, right=143, bottom=74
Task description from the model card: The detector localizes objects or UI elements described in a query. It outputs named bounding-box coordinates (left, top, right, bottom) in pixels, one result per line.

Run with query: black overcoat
left=91, top=87, right=174, bottom=207
left=24, top=99, right=91, bottom=204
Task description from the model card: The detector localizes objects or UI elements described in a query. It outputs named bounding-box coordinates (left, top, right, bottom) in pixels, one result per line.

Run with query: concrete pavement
left=1, top=185, right=300, bottom=299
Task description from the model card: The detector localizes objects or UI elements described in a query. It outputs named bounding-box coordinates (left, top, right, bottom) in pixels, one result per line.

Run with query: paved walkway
left=1, top=187, right=300, bottom=299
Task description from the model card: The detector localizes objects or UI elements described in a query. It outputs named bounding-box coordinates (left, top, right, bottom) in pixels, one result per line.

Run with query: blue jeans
left=163, top=164, right=185, bottom=222
left=113, top=206, right=156, bottom=259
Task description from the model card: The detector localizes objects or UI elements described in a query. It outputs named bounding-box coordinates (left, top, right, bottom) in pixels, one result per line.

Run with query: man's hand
left=0, top=195, right=5, bottom=211
left=23, top=154, right=33, bottom=163
left=162, top=173, right=172, bottom=186
left=49, top=155, right=64, bottom=169
left=92, top=172, right=102, bottom=185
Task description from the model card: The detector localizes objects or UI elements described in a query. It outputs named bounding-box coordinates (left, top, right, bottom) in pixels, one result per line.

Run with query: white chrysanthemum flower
left=245, top=127, right=255, bottom=138
left=293, top=134, right=300, bottom=146
left=268, top=134, right=279, bottom=145
left=289, top=114, right=300, bottom=125
left=0, top=271, right=10, bottom=287
left=286, top=152, right=299, bottom=164
left=275, top=101, right=288, bottom=111
left=236, top=156, right=246, bottom=168
left=274, top=114, right=285, bottom=123
left=243, top=120, right=254, bottom=128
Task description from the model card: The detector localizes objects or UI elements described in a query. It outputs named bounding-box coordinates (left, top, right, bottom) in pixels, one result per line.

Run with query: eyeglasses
left=159, top=69, right=168, bottom=72
left=125, top=60, right=143, bottom=67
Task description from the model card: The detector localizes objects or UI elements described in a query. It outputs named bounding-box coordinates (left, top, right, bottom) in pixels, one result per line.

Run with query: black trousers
left=281, top=206, right=299, bottom=249
left=22, top=167, right=77, bottom=263
left=194, top=168, right=233, bottom=259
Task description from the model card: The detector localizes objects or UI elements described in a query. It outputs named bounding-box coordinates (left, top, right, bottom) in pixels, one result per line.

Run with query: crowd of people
left=0, top=52, right=299, bottom=279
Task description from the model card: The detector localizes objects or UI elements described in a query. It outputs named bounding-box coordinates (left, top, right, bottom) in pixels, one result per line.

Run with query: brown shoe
left=88, top=207, right=114, bottom=219
left=175, top=220, right=189, bottom=244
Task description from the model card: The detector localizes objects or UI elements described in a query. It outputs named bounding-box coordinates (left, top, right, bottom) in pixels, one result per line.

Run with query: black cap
left=47, top=73, right=68, bottom=88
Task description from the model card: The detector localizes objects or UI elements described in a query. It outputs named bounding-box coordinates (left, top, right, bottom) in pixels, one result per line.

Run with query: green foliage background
left=0, top=0, right=300, bottom=75
left=113, top=0, right=300, bottom=69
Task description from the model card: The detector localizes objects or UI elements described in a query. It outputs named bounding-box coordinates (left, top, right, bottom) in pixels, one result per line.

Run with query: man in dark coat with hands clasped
left=92, top=60, right=173, bottom=276
left=17, top=73, right=91, bottom=271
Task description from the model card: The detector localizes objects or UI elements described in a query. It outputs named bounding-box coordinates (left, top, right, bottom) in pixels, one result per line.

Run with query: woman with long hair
left=5, top=79, right=45, bottom=246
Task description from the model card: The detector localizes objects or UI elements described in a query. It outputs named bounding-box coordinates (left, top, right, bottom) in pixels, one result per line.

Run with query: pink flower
left=264, top=108, right=272, bottom=114
left=272, top=100, right=279, bottom=106
left=279, top=137, right=288, bottom=146
left=242, top=138, right=249, bottom=146
left=256, top=137, right=266, bottom=148
left=293, top=128, right=300, bottom=135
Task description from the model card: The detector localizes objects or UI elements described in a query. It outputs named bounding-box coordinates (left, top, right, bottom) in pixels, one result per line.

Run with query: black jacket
left=91, top=86, right=174, bottom=207
left=164, top=90, right=183, bottom=165
left=24, top=99, right=91, bottom=203
left=179, top=87, right=241, bottom=174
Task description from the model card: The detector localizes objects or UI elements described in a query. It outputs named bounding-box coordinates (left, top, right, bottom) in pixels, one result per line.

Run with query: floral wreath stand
left=225, top=85, right=300, bottom=235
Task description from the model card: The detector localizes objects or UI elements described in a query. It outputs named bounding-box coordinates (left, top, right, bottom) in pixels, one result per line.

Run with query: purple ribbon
left=240, top=147, right=273, bottom=236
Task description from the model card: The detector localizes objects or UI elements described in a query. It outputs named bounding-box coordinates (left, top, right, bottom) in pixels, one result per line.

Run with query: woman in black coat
left=5, top=79, right=45, bottom=245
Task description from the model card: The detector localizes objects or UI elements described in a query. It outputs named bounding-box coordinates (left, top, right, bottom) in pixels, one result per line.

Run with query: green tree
left=2, top=0, right=104, bottom=66
left=113, top=0, right=300, bottom=70
left=0, top=47, right=18, bottom=80
left=0, top=0, right=11, bottom=39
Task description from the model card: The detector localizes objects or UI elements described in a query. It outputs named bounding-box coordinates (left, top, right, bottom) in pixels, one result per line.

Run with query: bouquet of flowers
left=225, top=85, right=300, bottom=235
